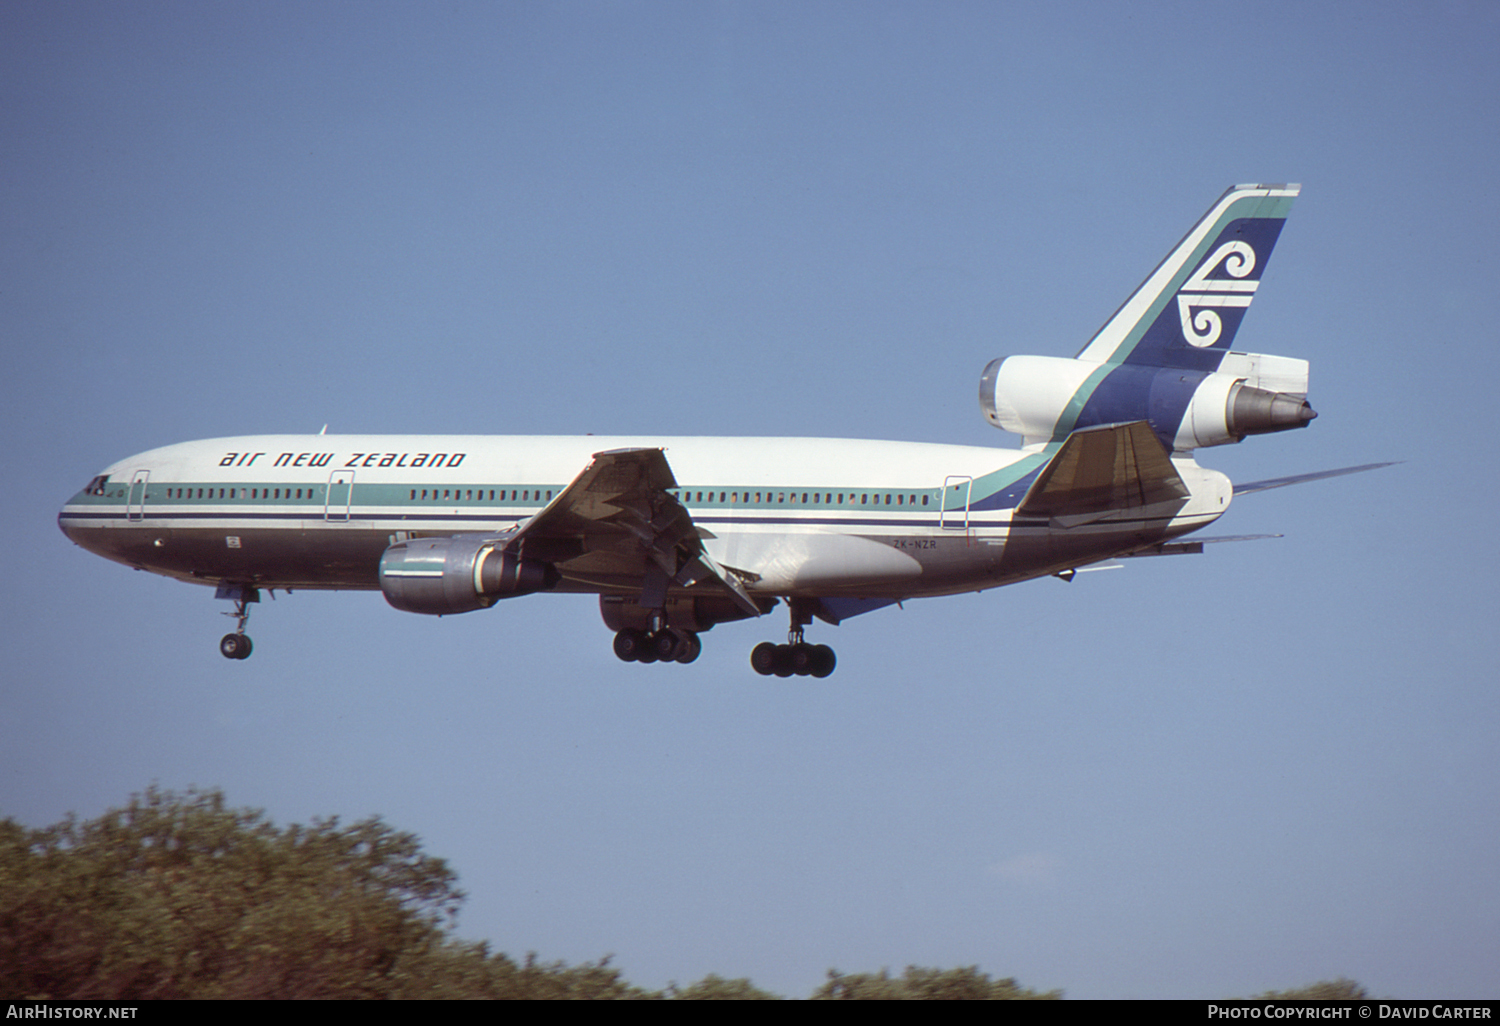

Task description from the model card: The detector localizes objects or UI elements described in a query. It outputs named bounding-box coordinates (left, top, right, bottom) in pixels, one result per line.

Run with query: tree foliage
left=812, top=965, right=1062, bottom=1000
left=1, top=786, right=462, bottom=999
left=1248, top=979, right=1370, bottom=1001
left=666, top=973, right=782, bottom=1000
left=1, top=786, right=1366, bottom=999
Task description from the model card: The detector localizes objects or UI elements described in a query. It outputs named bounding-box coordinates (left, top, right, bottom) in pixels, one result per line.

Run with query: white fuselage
left=58, top=433, right=1231, bottom=602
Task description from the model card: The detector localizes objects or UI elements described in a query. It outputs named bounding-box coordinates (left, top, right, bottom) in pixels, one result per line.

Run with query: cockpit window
left=84, top=475, right=109, bottom=496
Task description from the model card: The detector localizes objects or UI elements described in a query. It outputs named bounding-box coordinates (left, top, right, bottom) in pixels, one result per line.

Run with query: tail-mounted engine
left=380, top=535, right=557, bottom=615
left=979, top=351, right=1316, bottom=451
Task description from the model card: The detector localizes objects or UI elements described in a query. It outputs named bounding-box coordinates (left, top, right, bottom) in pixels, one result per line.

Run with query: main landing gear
left=613, top=628, right=702, bottom=664
left=750, top=599, right=836, bottom=678
left=218, top=585, right=258, bottom=660
left=750, top=639, right=836, bottom=678
left=605, top=597, right=838, bottom=676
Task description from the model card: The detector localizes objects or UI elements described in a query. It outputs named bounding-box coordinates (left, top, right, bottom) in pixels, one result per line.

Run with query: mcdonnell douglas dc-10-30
left=59, top=184, right=1383, bottom=676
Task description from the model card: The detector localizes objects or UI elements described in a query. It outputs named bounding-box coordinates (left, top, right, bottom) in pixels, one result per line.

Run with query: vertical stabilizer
left=981, top=184, right=1312, bottom=451
left=1075, top=184, right=1300, bottom=371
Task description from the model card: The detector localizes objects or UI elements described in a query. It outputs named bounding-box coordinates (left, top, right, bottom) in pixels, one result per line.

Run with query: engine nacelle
left=980, top=352, right=1315, bottom=451
left=379, top=535, right=557, bottom=615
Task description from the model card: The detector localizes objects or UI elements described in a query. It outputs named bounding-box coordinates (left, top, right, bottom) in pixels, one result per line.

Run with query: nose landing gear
left=219, top=632, right=253, bottom=660
left=217, top=585, right=258, bottom=660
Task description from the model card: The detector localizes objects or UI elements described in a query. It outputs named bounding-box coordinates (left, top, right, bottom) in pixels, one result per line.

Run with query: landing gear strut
left=751, top=599, right=836, bottom=678
left=218, top=585, right=258, bottom=660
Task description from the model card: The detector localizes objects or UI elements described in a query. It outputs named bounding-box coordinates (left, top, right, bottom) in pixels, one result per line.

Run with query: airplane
left=58, top=183, right=1383, bottom=676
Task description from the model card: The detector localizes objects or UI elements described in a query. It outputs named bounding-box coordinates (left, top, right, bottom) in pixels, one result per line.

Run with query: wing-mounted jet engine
left=379, top=534, right=558, bottom=615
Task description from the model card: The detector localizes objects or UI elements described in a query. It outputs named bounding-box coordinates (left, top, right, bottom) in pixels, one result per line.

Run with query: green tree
left=667, top=973, right=782, bottom=999
left=398, top=945, right=660, bottom=1000
left=1249, top=979, right=1369, bottom=1000
left=812, top=965, right=1062, bottom=1000
left=1, top=785, right=1068, bottom=1000
left=0, top=785, right=462, bottom=999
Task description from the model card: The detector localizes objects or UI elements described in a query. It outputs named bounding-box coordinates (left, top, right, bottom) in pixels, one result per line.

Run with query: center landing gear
left=750, top=600, right=836, bottom=677
left=217, top=585, right=259, bottom=660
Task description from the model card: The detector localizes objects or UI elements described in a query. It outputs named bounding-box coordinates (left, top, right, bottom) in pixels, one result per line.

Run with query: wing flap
left=507, top=448, right=760, bottom=617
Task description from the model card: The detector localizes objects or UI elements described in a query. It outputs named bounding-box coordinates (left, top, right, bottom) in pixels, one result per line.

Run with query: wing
left=503, top=448, right=761, bottom=616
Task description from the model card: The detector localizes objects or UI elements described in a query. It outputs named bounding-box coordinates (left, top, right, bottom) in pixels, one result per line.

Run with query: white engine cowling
left=379, top=534, right=557, bottom=615
left=979, top=352, right=1314, bottom=450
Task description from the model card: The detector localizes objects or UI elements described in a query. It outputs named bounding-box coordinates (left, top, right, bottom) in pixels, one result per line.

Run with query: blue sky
left=4, top=0, right=1498, bottom=1000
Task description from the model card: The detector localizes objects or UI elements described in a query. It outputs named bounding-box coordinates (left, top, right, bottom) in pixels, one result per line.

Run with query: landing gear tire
left=615, top=629, right=700, bottom=665
left=613, top=629, right=651, bottom=662
left=809, top=644, right=836, bottom=678
left=772, top=646, right=795, bottom=677
left=220, top=633, right=252, bottom=660
left=651, top=630, right=683, bottom=663
left=789, top=642, right=816, bottom=676
left=751, top=640, right=835, bottom=677
left=751, top=642, right=780, bottom=676
left=674, top=633, right=702, bottom=664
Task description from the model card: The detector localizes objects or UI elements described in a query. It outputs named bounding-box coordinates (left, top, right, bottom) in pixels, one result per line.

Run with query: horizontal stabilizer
left=1192, top=533, right=1284, bottom=543
left=1233, top=461, right=1398, bottom=496
left=1017, top=420, right=1189, bottom=521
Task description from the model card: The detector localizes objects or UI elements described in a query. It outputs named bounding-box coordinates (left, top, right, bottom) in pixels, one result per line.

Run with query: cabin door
left=325, top=470, right=354, bottom=521
left=127, top=470, right=149, bottom=522
left=940, top=475, right=972, bottom=531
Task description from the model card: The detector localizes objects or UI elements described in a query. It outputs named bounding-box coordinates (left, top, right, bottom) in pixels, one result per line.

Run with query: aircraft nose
left=58, top=501, right=83, bottom=544
left=59, top=475, right=107, bottom=545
